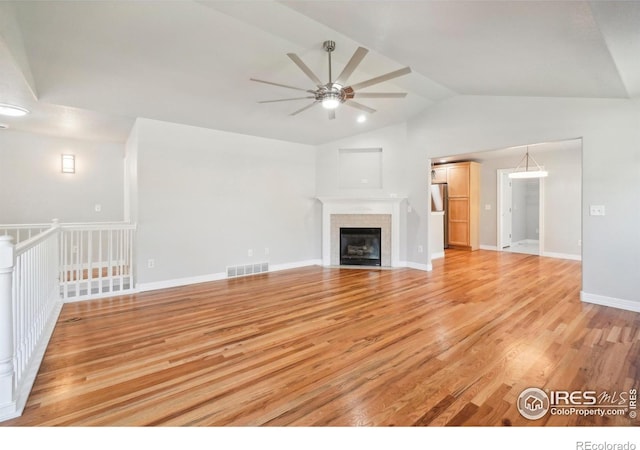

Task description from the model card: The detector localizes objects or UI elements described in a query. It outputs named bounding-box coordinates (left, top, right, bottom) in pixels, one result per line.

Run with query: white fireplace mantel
left=317, top=196, right=406, bottom=267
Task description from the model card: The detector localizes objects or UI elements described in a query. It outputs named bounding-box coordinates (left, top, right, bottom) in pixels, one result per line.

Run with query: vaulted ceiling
left=1, top=1, right=639, bottom=145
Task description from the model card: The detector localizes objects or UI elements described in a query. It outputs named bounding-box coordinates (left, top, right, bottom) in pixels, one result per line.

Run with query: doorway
left=497, top=168, right=545, bottom=256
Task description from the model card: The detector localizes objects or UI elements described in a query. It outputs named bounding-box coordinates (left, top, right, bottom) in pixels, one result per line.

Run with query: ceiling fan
left=250, top=40, right=411, bottom=120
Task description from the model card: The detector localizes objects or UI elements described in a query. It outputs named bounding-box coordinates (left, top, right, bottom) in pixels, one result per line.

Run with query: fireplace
left=340, top=227, right=382, bottom=266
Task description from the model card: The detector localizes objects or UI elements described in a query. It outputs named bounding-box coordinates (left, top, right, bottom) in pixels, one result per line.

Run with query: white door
left=501, top=172, right=512, bottom=248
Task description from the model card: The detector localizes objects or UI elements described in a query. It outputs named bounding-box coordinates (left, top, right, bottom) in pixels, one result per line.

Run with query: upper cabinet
left=446, top=164, right=471, bottom=197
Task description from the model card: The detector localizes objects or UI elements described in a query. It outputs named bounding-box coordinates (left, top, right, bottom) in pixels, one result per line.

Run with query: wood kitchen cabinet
left=433, top=161, right=480, bottom=250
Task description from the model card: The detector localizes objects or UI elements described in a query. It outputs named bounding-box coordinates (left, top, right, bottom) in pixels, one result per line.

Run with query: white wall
left=124, top=123, right=139, bottom=224
left=407, top=95, right=640, bottom=307
left=0, top=129, right=125, bottom=223
left=316, top=123, right=408, bottom=197
left=132, top=118, right=319, bottom=288
left=524, top=181, right=539, bottom=241
left=511, top=179, right=529, bottom=243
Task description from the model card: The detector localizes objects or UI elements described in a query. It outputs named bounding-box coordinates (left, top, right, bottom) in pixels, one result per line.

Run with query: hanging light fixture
left=509, top=147, right=548, bottom=179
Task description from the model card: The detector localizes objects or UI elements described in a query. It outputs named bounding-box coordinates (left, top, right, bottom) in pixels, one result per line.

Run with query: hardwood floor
left=2, top=250, right=639, bottom=426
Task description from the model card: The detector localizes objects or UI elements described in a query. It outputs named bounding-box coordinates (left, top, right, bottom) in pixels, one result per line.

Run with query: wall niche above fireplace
left=340, top=228, right=382, bottom=266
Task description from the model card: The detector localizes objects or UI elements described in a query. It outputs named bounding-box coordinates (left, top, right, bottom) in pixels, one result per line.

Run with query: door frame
left=497, top=168, right=545, bottom=254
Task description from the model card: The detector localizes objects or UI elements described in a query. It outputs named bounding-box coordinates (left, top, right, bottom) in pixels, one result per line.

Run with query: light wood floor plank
left=2, top=250, right=639, bottom=426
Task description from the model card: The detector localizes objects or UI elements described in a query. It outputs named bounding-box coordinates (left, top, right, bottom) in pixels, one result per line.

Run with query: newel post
left=0, top=236, right=15, bottom=408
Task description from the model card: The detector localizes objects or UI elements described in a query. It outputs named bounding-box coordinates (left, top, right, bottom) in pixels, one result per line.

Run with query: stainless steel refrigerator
left=430, top=183, right=448, bottom=248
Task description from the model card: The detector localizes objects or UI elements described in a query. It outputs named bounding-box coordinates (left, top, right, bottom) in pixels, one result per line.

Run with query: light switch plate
left=589, top=205, right=605, bottom=216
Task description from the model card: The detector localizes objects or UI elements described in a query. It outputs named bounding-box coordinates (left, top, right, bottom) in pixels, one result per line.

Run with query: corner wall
left=133, top=118, right=320, bottom=289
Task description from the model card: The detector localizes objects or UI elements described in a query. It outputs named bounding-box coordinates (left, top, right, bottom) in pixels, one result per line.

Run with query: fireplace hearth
left=340, top=228, right=382, bottom=266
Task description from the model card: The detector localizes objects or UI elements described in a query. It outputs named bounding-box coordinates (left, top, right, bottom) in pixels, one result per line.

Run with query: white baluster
left=0, top=236, right=15, bottom=408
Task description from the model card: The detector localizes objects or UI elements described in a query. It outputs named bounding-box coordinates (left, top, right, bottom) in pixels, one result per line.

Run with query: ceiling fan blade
left=335, top=47, right=368, bottom=86
left=290, top=101, right=319, bottom=116
left=287, top=53, right=324, bottom=87
left=258, top=97, right=315, bottom=103
left=328, top=109, right=336, bottom=120
left=344, top=100, right=377, bottom=114
left=250, top=78, right=315, bottom=93
left=348, top=67, right=412, bottom=91
left=354, top=92, right=408, bottom=99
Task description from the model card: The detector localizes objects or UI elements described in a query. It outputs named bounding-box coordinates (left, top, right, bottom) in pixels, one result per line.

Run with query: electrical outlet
left=590, top=205, right=605, bottom=216
left=94, top=204, right=102, bottom=212
left=417, top=245, right=424, bottom=253
left=248, top=249, right=253, bottom=257
left=485, top=204, right=491, bottom=210
left=147, top=259, right=155, bottom=269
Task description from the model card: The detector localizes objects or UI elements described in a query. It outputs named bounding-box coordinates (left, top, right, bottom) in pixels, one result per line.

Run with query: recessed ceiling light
left=0, top=103, right=29, bottom=117
left=357, top=115, right=366, bottom=123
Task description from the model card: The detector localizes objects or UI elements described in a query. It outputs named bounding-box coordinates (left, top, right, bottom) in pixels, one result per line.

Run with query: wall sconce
left=61, top=154, right=75, bottom=173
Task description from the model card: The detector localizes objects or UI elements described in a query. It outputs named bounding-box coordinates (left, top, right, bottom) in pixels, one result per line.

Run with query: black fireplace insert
left=339, top=227, right=382, bottom=266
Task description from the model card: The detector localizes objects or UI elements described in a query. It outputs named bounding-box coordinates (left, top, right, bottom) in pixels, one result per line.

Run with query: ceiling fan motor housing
left=322, top=40, right=336, bottom=52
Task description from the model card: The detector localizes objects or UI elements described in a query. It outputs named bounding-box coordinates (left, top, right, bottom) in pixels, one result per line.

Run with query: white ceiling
left=435, top=137, right=582, bottom=164
left=1, top=1, right=639, bottom=145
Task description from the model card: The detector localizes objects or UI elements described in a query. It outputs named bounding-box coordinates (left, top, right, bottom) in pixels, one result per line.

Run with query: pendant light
left=509, top=147, right=548, bottom=179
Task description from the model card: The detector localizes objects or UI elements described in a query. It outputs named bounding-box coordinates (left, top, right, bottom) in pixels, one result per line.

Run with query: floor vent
left=226, top=262, right=269, bottom=278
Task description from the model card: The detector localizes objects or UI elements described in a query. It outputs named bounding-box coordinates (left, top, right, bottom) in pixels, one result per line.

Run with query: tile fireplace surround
left=317, top=197, right=405, bottom=267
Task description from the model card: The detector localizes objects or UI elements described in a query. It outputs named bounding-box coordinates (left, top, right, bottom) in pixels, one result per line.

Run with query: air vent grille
left=226, top=262, right=269, bottom=279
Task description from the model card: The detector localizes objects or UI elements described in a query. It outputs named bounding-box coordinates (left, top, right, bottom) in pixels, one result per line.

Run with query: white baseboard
left=581, top=291, right=640, bottom=313
left=64, top=289, right=137, bottom=303
left=137, top=259, right=322, bottom=293
left=401, top=261, right=432, bottom=272
left=431, top=252, right=445, bottom=260
left=542, top=251, right=581, bottom=261
left=138, top=272, right=228, bottom=292
left=269, top=259, right=321, bottom=272
left=479, top=245, right=581, bottom=262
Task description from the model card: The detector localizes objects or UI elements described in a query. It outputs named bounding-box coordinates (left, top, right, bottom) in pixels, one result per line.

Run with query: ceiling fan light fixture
left=321, top=92, right=341, bottom=110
